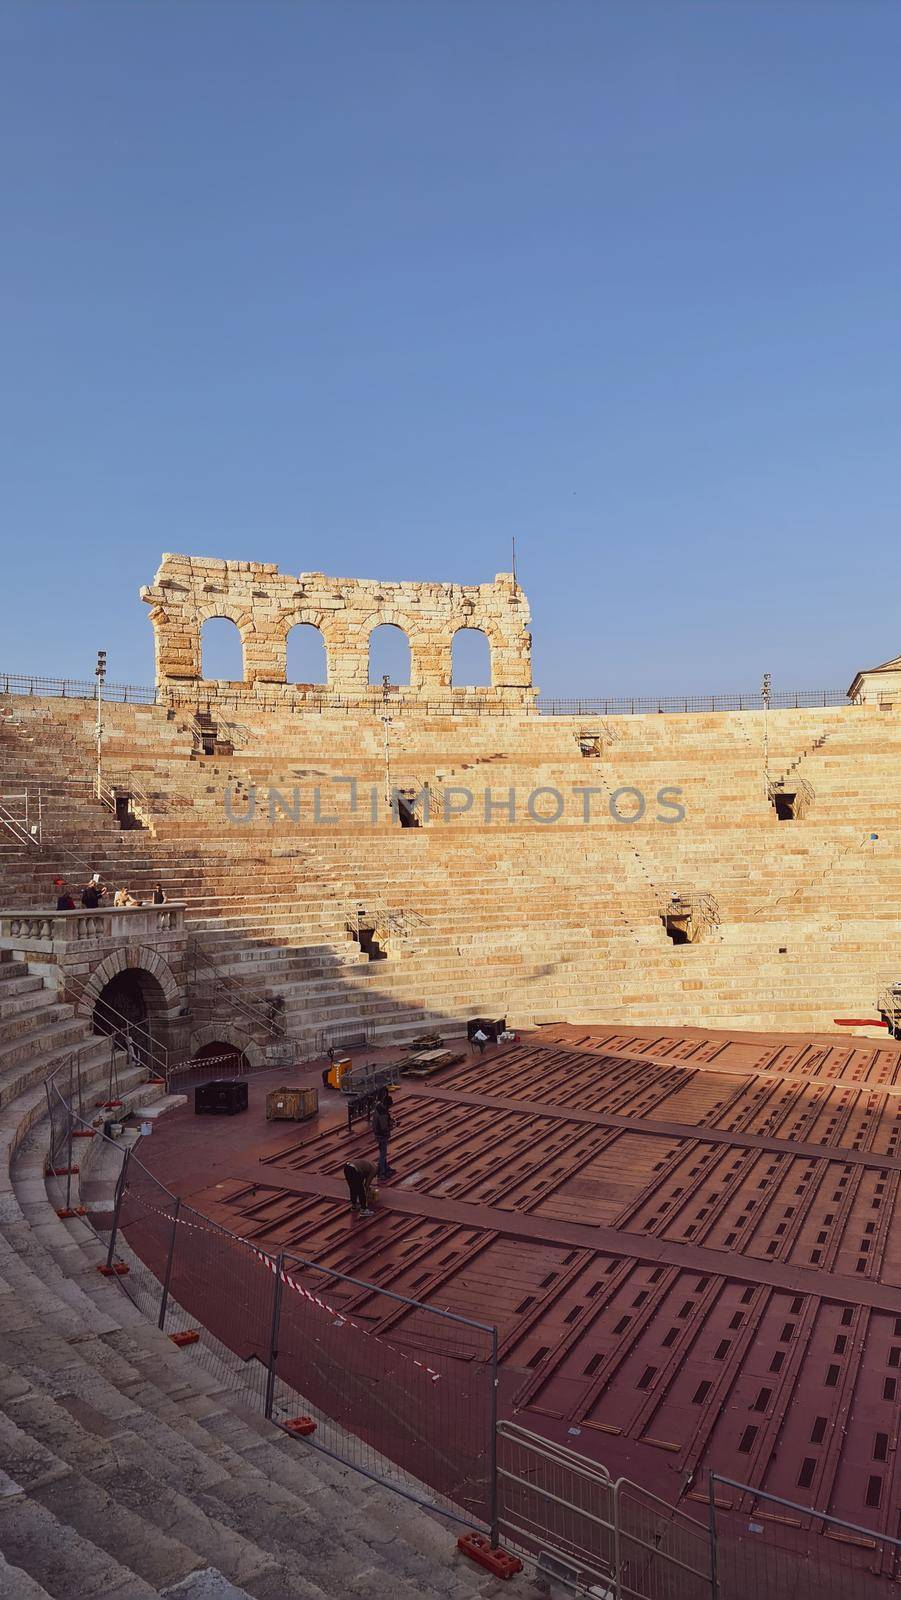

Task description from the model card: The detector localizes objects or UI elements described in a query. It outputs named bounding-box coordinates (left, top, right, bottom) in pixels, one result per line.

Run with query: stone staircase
left=0, top=952, right=516, bottom=1599
left=2, top=693, right=901, bottom=1045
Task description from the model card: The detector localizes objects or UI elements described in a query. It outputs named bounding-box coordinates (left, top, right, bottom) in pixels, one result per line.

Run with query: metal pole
left=707, top=1472, right=719, bottom=1599
left=106, top=1144, right=132, bottom=1269
left=95, top=650, right=106, bottom=800
left=489, top=1325, right=500, bottom=1549
left=157, top=1197, right=181, bottom=1330
left=264, top=1253, right=285, bottom=1419
left=65, top=1055, right=74, bottom=1210
left=612, top=1480, right=622, bottom=1600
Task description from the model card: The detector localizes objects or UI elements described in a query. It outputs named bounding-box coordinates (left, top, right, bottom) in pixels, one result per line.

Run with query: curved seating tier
left=0, top=954, right=506, bottom=1600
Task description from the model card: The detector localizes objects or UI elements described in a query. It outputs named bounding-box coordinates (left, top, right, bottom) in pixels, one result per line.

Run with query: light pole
left=95, top=650, right=107, bottom=799
left=380, top=673, right=393, bottom=808
left=761, top=670, right=771, bottom=798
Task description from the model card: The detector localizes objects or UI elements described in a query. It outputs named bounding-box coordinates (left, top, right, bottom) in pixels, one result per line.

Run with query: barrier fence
left=708, top=1474, right=901, bottom=1598
left=45, top=1057, right=901, bottom=1598
left=3, top=669, right=854, bottom=717
left=497, top=1422, right=713, bottom=1599
left=103, top=1127, right=498, bottom=1537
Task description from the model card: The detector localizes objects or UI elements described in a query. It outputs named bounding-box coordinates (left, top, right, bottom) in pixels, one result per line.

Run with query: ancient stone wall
left=140, top=553, right=534, bottom=706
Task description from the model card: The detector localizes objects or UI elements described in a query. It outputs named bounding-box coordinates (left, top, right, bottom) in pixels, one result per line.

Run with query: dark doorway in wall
left=662, top=914, right=691, bottom=945
left=356, top=925, right=387, bottom=960
left=773, top=791, right=798, bottom=821
left=396, top=792, right=421, bottom=828
left=194, top=1040, right=249, bottom=1074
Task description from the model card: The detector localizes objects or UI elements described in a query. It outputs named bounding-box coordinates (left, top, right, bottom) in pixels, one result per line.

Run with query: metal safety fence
left=538, top=689, right=852, bottom=716
left=497, top=1422, right=713, bottom=1599
left=708, top=1474, right=901, bottom=1599
left=43, top=1055, right=899, bottom=1598
left=3, top=669, right=855, bottom=717
left=60, top=1078, right=499, bottom=1539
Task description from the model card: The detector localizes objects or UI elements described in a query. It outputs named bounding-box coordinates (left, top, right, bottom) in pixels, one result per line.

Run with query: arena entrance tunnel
left=91, top=967, right=169, bottom=1071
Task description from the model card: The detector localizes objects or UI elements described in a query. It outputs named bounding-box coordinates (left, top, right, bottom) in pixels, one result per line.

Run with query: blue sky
left=2, top=0, right=900, bottom=696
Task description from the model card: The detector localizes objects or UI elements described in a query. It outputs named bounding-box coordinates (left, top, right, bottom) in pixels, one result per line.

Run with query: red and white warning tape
left=127, top=1187, right=442, bottom=1382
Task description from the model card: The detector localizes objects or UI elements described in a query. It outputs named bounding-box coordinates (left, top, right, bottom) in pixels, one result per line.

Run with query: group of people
left=54, top=875, right=166, bottom=911
left=343, top=1086, right=395, bottom=1217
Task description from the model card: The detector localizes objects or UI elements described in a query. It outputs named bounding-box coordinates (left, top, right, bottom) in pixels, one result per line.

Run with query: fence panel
left=497, top=1422, right=619, bottom=1592
left=496, top=1424, right=713, bottom=1600
left=159, top=1200, right=276, bottom=1412
left=709, top=1476, right=901, bottom=1600
left=271, top=1253, right=496, bottom=1531
left=616, top=1479, right=712, bottom=1600
left=111, top=1151, right=175, bottom=1326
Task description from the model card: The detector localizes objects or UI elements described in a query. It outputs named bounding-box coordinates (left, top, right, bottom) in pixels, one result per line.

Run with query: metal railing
left=0, top=671, right=159, bottom=704
left=877, top=983, right=901, bottom=1038
left=45, top=1054, right=498, bottom=1537
left=538, top=690, right=853, bottom=715
left=0, top=789, right=42, bottom=848
left=70, top=984, right=169, bottom=1083
left=708, top=1473, right=901, bottom=1596
left=497, top=1422, right=713, bottom=1598
left=42, top=1052, right=896, bottom=1598
left=187, top=933, right=290, bottom=1043
left=2, top=670, right=858, bottom=718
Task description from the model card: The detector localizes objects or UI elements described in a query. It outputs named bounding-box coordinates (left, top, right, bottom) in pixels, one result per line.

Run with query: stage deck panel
left=129, top=1025, right=901, bottom=1557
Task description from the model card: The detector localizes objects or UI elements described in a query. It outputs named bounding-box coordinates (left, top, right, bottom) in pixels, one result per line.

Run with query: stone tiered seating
left=0, top=952, right=504, bottom=1599
left=2, top=693, right=901, bottom=1043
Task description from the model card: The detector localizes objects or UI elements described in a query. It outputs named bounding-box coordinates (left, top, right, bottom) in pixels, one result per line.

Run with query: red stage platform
left=129, top=1023, right=901, bottom=1556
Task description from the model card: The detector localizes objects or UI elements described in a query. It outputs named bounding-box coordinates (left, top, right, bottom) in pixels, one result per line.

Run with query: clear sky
left=2, top=0, right=900, bottom=696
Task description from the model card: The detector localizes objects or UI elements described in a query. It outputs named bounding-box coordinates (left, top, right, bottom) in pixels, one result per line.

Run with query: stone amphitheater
left=1, top=551, right=900, bottom=1598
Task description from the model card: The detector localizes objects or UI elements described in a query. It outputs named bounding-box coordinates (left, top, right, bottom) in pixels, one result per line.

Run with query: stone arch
left=368, top=618, right=413, bottom=686
left=200, top=615, right=245, bottom=681
left=189, top=1021, right=264, bottom=1069
left=451, top=624, right=493, bottom=687
left=284, top=615, right=329, bottom=686
left=77, top=946, right=182, bottom=1023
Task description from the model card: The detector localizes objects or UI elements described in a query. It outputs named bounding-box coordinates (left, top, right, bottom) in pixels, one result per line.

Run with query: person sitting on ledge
left=55, top=883, right=76, bottom=910
left=80, top=876, right=106, bottom=909
left=152, top=883, right=166, bottom=904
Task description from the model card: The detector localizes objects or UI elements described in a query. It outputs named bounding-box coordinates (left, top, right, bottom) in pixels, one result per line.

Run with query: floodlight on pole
left=761, top=670, right=771, bottom=797
left=95, top=651, right=107, bottom=799
left=381, top=673, right=393, bottom=808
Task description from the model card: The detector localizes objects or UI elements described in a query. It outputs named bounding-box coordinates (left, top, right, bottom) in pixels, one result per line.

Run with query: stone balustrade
left=0, top=902, right=185, bottom=955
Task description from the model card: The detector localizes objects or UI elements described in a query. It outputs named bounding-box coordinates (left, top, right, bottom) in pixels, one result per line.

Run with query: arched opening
left=286, top=622, right=327, bottom=685
left=183, top=1038, right=250, bottom=1091
left=201, top=616, right=244, bottom=681
left=369, top=623, right=411, bottom=686
left=92, top=968, right=168, bottom=1070
left=452, top=627, right=492, bottom=687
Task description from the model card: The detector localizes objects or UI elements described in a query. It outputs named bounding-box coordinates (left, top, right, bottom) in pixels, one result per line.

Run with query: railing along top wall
left=2, top=669, right=855, bottom=716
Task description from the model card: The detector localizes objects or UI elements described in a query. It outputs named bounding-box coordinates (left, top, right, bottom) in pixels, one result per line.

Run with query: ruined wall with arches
left=141, top=553, right=534, bottom=707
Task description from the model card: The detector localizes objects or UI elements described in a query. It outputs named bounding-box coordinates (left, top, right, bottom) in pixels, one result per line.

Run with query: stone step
left=0, top=1490, right=160, bottom=1599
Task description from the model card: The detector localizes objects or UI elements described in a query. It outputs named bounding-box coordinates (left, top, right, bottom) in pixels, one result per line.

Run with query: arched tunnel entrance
left=92, top=968, right=168, bottom=1070
left=192, top=1040, right=250, bottom=1075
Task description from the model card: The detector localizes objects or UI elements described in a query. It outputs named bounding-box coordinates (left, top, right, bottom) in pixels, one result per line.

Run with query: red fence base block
left=96, top=1262, right=130, bottom=1276
left=47, top=1165, right=80, bottom=1176
left=457, top=1534, right=523, bottom=1579
left=169, top=1330, right=200, bottom=1347
left=96, top=1099, right=123, bottom=1109
left=282, top=1416, right=318, bottom=1438
left=72, top=1129, right=96, bottom=1138
left=56, top=1206, right=87, bottom=1218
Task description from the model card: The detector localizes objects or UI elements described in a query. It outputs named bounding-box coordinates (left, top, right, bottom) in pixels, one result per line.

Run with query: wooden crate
left=265, top=1086, right=319, bottom=1122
